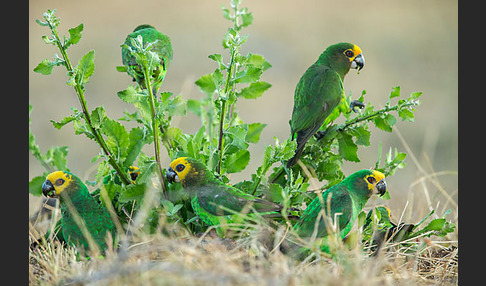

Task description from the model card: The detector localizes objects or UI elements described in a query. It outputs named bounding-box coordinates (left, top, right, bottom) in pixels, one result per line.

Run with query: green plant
left=30, top=0, right=454, bottom=252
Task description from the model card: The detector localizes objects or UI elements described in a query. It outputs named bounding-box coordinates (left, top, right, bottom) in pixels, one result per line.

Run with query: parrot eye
left=367, top=177, right=376, bottom=184
left=176, top=164, right=185, bottom=172
left=344, top=50, right=354, bottom=57
left=55, top=178, right=65, bottom=186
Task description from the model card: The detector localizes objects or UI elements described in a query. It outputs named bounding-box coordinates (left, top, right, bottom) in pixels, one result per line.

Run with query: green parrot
left=166, top=157, right=295, bottom=235
left=41, top=171, right=117, bottom=254
left=287, top=42, right=365, bottom=167
left=292, top=169, right=386, bottom=252
left=121, top=24, right=173, bottom=95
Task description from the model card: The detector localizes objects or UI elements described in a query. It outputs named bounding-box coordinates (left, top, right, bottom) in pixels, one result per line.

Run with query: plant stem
left=216, top=1, right=242, bottom=174
left=216, top=46, right=238, bottom=174
left=143, top=69, right=168, bottom=198
left=216, top=99, right=227, bottom=174
left=48, top=22, right=131, bottom=185
left=343, top=101, right=418, bottom=130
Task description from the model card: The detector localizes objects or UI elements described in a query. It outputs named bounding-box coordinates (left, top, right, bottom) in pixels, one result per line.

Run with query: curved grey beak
left=351, top=53, right=365, bottom=71
left=42, top=180, right=56, bottom=197
left=376, top=179, right=387, bottom=197
left=166, top=167, right=180, bottom=183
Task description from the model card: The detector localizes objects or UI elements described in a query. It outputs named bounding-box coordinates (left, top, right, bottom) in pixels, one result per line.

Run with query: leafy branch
left=193, top=0, right=271, bottom=176
left=120, top=36, right=168, bottom=197
left=34, top=9, right=131, bottom=185
left=30, top=1, right=446, bottom=245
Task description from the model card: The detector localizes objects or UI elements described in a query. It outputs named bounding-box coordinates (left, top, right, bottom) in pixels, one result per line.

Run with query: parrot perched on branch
left=120, top=24, right=173, bottom=95
left=41, top=171, right=117, bottom=254
left=166, top=157, right=296, bottom=236
left=287, top=42, right=365, bottom=168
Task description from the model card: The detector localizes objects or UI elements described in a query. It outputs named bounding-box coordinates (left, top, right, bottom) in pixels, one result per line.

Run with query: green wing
left=61, top=196, right=116, bottom=253
left=196, top=183, right=282, bottom=216
left=291, top=64, right=343, bottom=137
left=287, top=64, right=343, bottom=167
left=293, top=185, right=352, bottom=238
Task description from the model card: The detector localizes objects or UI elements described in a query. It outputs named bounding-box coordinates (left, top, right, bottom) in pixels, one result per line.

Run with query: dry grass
left=29, top=127, right=457, bottom=285
left=29, top=198, right=457, bottom=286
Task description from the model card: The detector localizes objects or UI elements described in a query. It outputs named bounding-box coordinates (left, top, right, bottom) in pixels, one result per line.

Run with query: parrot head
left=166, top=157, right=212, bottom=188
left=42, top=171, right=77, bottom=198
left=319, top=42, right=365, bottom=77
left=129, top=166, right=140, bottom=182
left=347, top=169, right=387, bottom=199
left=363, top=169, right=387, bottom=196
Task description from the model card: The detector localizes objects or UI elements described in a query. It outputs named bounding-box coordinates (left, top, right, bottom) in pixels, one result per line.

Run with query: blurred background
left=29, top=0, right=458, bottom=221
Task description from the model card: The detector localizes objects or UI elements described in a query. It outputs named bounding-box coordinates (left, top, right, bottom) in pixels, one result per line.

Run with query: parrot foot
left=350, top=100, right=365, bottom=113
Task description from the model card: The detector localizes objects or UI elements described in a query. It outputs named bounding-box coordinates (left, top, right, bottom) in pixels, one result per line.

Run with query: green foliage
left=29, top=1, right=453, bottom=252
left=29, top=103, right=70, bottom=196
left=360, top=207, right=456, bottom=253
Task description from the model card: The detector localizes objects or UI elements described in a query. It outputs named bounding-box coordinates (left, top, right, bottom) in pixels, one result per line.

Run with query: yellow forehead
left=351, top=44, right=362, bottom=56
left=344, top=44, right=363, bottom=61
left=169, top=157, right=189, bottom=170
left=46, top=171, right=73, bottom=195
left=169, top=157, right=193, bottom=182
left=371, top=170, right=385, bottom=182
left=364, top=169, right=385, bottom=190
left=46, top=171, right=72, bottom=183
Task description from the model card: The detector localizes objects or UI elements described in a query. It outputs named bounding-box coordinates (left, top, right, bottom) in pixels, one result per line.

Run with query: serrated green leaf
left=424, top=218, right=446, bottom=231
left=409, top=91, right=423, bottom=100
left=117, top=86, right=147, bottom=103
left=29, top=176, right=46, bottom=196
left=208, top=54, right=226, bottom=69
left=238, top=81, right=271, bottom=99
left=123, top=127, right=148, bottom=168
left=119, top=183, right=146, bottom=202
left=233, top=66, right=263, bottom=83
left=195, top=73, right=217, bottom=96
left=164, top=93, right=187, bottom=117
left=45, top=146, right=69, bottom=170
left=374, top=114, right=396, bottom=132
left=389, top=86, right=400, bottom=99
left=337, top=132, right=360, bottom=162
left=75, top=50, right=95, bottom=86
left=50, top=114, right=79, bottom=129
left=135, top=160, right=158, bottom=184
left=245, top=54, right=272, bottom=71
left=225, top=125, right=249, bottom=150
left=398, top=108, right=415, bottom=122
left=259, top=145, right=273, bottom=175
left=350, top=125, right=371, bottom=146
left=33, top=59, right=59, bottom=75
left=65, top=23, right=83, bottom=48
left=101, top=118, right=130, bottom=162
left=72, top=118, right=94, bottom=139
left=246, top=123, right=266, bottom=143
left=275, top=139, right=297, bottom=161
left=90, top=106, right=106, bottom=129
left=268, top=183, right=284, bottom=204
left=241, top=11, right=253, bottom=27
left=224, top=149, right=250, bottom=173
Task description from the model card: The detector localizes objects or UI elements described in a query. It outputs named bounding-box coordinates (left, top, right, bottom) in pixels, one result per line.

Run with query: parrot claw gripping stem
left=350, top=100, right=365, bottom=113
